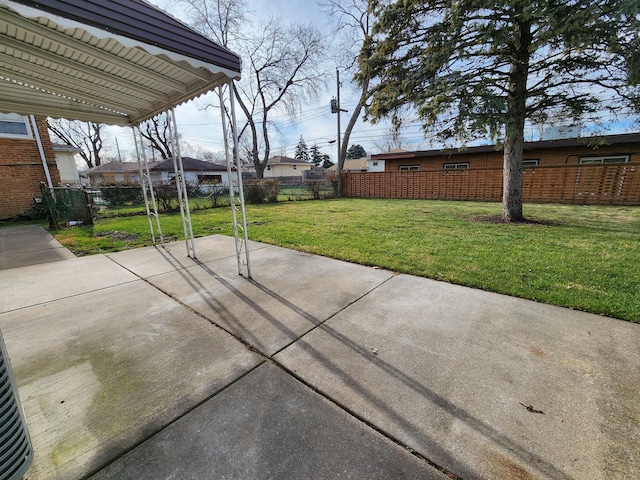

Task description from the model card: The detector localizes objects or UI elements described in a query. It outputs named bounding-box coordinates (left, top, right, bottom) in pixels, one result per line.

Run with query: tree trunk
left=502, top=10, right=531, bottom=223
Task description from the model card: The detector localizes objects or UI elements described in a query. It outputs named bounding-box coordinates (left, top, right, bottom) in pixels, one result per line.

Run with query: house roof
left=0, top=0, right=241, bottom=126
left=86, top=161, right=138, bottom=173
left=268, top=156, right=311, bottom=165
left=372, top=132, right=640, bottom=160
left=328, top=158, right=368, bottom=171
left=150, top=157, right=232, bottom=172
left=86, top=157, right=232, bottom=175
left=52, top=143, right=82, bottom=153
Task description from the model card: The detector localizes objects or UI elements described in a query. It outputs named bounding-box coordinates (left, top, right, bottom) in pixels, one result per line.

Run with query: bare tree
left=182, top=0, right=327, bottom=178
left=47, top=119, right=105, bottom=168
left=139, top=113, right=174, bottom=160
left=322, top=0, right=374, bottom=196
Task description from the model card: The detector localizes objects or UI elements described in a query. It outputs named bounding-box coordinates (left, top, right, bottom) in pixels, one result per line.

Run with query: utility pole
left=331, top=69, right=348, bottom=197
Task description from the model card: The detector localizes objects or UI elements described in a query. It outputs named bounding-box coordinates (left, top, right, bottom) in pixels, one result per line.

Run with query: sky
left=106, top=0, right=402, bottom=164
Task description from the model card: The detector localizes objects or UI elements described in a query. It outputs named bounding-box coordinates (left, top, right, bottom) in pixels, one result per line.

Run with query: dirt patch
left=97, top=231, right=141, bottom=241
left=469, top=215, right=555, bottom=226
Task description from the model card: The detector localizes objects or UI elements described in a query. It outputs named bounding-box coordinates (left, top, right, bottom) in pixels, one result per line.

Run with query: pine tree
left=346, top=144, right=367, bottom=159
left=295, top=135, right=310, bottom=163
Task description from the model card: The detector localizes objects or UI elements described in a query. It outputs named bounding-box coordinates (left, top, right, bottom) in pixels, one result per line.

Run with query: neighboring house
left=0, top=113, right=60, bottom=219
left=52, top=143, right=82, bottom=185
left=149, top=157, right=234, bottom=186
left=263, top=156, right=313, bottom=178
left=85, top=157, right=234, bottom=187
left=329, top=157, right=369, bottom=172
left=85, top=161, right=139, bottom=186
left=367, top=157, right=385, bottom=172
left=375, top=132, right=640, bottom=171
left=345, top=132, right=640, bottom=205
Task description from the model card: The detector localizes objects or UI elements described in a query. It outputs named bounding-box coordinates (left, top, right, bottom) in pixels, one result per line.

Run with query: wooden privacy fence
left=343, top=163, right=640, bottom=205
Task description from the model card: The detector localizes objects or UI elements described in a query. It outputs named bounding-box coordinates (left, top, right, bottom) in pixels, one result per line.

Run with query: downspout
left=30, top=115, right=54, bottom=192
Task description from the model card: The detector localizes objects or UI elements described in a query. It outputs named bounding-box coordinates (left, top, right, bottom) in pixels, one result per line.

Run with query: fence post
left=39, top=181, right=59, bottom=229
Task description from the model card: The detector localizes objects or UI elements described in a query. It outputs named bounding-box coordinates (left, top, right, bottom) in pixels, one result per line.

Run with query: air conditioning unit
left=0, top=330, right=33, bottom=480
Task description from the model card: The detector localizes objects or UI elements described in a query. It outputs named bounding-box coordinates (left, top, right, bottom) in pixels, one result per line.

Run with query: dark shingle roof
left=150, top=157, right=233, bottom=172
left=373, top=132, right=640, bottom=160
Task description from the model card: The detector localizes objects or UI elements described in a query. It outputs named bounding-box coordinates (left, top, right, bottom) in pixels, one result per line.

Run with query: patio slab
left=0, top=255, right=138, bottom=313
left=0, top=280, right=262, bottom=480
left=106, top=235, right=268, bottom=278
left=0, top=224, right=75, bottom=269
left=139, top=244, right=394, bottom=357
left=90, top=362, right=449, bottom=480
left=274, top=274, right=640, bottom=480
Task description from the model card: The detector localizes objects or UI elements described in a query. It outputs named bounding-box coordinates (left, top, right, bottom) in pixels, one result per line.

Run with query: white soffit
left=0, top=0, right=242, bottom=126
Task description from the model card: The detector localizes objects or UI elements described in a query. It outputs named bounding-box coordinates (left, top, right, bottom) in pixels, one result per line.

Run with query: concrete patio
left=0, top=225, right=638, bottom=479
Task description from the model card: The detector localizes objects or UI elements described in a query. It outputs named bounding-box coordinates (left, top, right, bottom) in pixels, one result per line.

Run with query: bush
left=153, top=182, right=178, bottom=211
left=304, top=180, right=324, bottom=200
left=244, top=179, right=281, bottom=204
left=100, top=185, right=144, bottom=206
left=328, top=171, right=339, bottom=197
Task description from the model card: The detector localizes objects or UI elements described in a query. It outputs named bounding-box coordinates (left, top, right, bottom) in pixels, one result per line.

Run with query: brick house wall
left=344, top=134, right=640, bottom=205
left=0, top=116, right=61, bottom=220
left=382, top=140, right=640, bottom=171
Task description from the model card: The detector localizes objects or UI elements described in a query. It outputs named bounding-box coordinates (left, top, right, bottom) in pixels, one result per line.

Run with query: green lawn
left=52, top=199, right=640, bottom=322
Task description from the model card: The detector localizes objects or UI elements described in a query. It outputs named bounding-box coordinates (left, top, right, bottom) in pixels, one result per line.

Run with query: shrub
left=304, top=180, right=324, bottom=200
left=244, top=179, right=281, bottom=204
left=100, top=185, right=144, bottom=206
left=153, top=182, right=178, bottom=211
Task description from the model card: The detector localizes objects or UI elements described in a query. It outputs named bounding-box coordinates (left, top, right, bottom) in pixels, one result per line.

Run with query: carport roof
left=0, top=0, right=241, bottom=126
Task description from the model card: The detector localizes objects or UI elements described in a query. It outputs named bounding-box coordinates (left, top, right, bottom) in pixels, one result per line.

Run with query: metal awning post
left=167, top=108, right=196, bottom=258
left=219, top=81, right=251, bottom=278
left=132, top=125, right=163, bottom=245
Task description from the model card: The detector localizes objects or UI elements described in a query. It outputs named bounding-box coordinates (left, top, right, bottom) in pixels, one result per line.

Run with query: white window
left=579, top=155, right=629, bottom=165
left=0, top=113, right=32, bottom=139
left=443, top=162, right=469, bottom=169
left=523, top=159, right=539, bottom=167
left=399, top=165, right=419, bottom=171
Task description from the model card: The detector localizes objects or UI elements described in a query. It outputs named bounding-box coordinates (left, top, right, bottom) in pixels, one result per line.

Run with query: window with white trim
left=443, top=162, right=469, bottom=169
left=0, top=113, right=32, bottom=139
left=292, top=164, right=297, bottom=170
left=398, top=165, right=419, bottom=171
left=579, top=155, right=629, bottom=165
left=267, top=165, right=271, bottom=171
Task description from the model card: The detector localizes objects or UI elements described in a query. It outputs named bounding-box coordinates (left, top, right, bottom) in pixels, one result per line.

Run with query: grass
left=51, top=198, right=640, bottom=322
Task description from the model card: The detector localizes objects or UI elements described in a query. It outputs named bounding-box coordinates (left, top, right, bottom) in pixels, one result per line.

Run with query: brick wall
left=383, top=145, right=640, bottom=171
left=0, top=117, right=61, bottom=219
left=344, top=163, right=640, bottom=205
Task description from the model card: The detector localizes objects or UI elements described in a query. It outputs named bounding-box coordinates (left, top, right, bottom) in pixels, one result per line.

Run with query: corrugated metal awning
left=0, top=0, right=242, bottom=126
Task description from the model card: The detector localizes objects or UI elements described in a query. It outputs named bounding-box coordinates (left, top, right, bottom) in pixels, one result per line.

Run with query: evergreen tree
left=295, top=135, right=310, bottom=163
left=322, top=157, right=335, bottom=169
left=346, top=144, right=367, bottom=159
left=361, top=0, right=640, bottom=222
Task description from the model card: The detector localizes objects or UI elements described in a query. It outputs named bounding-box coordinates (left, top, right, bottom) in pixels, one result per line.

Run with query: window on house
left=579, top=155, right=629, bottom=165
left=267, top=165, right=271, bottom=171
left=293, top=164, right=297, bottom=170
left=398, top=165, right=419, bottom=171
left=0, top=113, right=32, bottom=139
left=523, top=159, right=539, bottom=167
left=372, top=161, right=379, bottom=166
left=443, top=162, right=469, bottom=169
